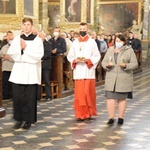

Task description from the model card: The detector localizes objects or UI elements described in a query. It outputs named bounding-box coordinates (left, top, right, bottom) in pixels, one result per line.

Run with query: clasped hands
left=74, top=57, right=87, bottom=63
left=20, top=38, right=26, bottom=50
left=3, top=54, right=9, bottom=60
left=51, top=48, right=57, bottom=54
left=106, top=62, right=126, bottom=68
left=119, top=63, right=126, bottom=68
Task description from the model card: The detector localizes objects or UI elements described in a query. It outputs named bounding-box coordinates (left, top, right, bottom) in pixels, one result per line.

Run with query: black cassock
left=12, top=34, right=38, bottom=124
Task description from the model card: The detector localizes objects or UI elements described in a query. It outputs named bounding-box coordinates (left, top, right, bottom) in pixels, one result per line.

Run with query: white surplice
left=7, top=36, right=44, bottom=85
left=67, top=38, right=101, bottom=80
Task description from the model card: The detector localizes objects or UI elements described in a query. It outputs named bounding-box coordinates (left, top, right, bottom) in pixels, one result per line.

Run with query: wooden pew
left=50, top=55, right=63, bottom=98
left=40, top=54, right=74, bottom=99
left=41, top=55, right=64, bottom=99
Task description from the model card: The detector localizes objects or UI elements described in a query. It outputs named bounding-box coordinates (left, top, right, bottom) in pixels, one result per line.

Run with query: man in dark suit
left=38, top=31, right=52, bottom=101
left=49, top=27, right=66, bottom=93
left=91, top=31, right=101, bottom=82
left=132, top=33, right=142, bottom=68
left=49, top=27, right=66, bottom=56
left=127, top=32, right=134, bottom=48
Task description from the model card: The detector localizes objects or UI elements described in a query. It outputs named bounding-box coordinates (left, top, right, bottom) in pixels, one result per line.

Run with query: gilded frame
left=56, top=0, right=94, bottom=32
left=60, top=0, right=94, bottom=24
left=64, top=0, right=82, bottom=22
left=24, top=0, right=39, bottom=19
left=0, top=0, right=17, bottom=16
left=0, top=0, right=39, bottom=33
left=0, top=0, right=21, bottom=33
left=98, top=0, right=142, bottom=34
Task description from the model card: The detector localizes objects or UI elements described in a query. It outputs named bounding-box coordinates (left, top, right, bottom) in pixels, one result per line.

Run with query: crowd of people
left=0, top=17, right=141, bottom=129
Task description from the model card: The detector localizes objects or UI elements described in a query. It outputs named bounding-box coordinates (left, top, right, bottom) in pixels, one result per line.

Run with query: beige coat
left=0, top=44, right=14, bottom=72
left=102, top=45, right=138, bottom=92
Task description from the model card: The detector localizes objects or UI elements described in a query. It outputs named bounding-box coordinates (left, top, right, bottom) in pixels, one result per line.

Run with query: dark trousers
left=63, top=57, right=70, bottom=90
left=2, top=71, right=12, bottom=99
left=100, top=52, right=106, bottom=79
left=42, top=69, right=51, bottom=99
left=134, top=50, right=142, bottom=67
left=37, top=69, right=51, bottom=100
left=12, top=83, right=38, bottom=123
left=96, top=60, right=100, bottom=81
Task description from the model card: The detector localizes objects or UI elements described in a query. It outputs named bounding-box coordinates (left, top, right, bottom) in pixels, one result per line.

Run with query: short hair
left=54, top=27, right=60, bottom=32
left=6, top=31, right=13, bottom=34
left=74, top=31, right=80, bottom=35
left=22, top=18, right=33, bottom=25
left=70, top=30, right=74, bottom=33
left=60, top=31, right=68, bottom=38
left=79, top=22, right=88, bottom=26
left=115, top=34, right=126, bottom=45
left=38, top=30, right=46, bottom=36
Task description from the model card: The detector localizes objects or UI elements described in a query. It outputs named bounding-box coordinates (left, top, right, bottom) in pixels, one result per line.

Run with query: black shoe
left=76, top=118, right=85, bottom=122
left=22, top=122, right=31, bottom=129
left=84, top=117, right=95, bottom=123
left=107, top=118, right=114, bottom=125
left=117, top=118, right=124, bottom=125
left=13, top=121, right=22, bottom=129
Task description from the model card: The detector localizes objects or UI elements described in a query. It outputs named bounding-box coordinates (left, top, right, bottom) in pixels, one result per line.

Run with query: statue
left=97, top=21, right=104, bottom=35
left=56, top=13, right=69, bottom=31
left=131, top=20, right=143, bottom=40
left=57, top=13, right=69, bottom=24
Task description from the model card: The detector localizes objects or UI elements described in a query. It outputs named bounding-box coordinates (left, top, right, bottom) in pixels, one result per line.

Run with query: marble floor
left=0, top=59, right=150, bottom=150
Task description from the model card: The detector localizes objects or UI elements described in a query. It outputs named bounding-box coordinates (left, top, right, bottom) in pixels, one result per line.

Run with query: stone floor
left=0, top=59, right=150, bottom=150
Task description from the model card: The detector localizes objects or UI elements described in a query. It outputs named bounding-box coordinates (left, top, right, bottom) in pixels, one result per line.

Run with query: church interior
left=0, top=0, right=150, bottom=149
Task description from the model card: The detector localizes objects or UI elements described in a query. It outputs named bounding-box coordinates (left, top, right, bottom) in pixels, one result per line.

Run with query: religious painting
left=48, top=4, right=60, bottom=28
left=24, top=0, right=33, bottom=16
left=99, top=2, right=140, bottom=35
left=65, top=0, right=81, bottom=22
left=0, top=0, right=15, bottom=14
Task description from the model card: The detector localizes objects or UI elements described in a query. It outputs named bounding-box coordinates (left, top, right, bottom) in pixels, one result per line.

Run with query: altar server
left=7, top=18, right=44, bottom=129
left=67, top=22, right=100, bottom=121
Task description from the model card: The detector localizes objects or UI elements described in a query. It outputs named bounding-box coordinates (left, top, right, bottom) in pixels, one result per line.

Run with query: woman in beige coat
left=102, top=34, right=138, bottom=125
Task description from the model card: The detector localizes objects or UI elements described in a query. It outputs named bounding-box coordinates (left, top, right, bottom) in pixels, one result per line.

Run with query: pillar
left=142, top=0, right=150, bottom=60
left=143, top=0, right=149, bottom=39
left=39, top=0, right=49, bottom=33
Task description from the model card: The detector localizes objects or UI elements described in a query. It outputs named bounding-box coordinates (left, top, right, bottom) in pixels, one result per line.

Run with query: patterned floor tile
left=12, top=141, right=27, bottom=144
left=0, top=60, right=150, bottom=150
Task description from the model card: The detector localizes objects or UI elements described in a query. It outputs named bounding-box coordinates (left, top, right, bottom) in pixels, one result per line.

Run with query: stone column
left=148, top=4, right=150, bottom=58
left=142, top=0, right=150, bottom=59
left=143, top=0, right=149, bottom=39
left=39, top=0, right=49, bottom=33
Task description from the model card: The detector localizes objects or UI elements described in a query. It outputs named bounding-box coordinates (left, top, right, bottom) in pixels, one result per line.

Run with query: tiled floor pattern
left=0, top=60, right=150, bottom=150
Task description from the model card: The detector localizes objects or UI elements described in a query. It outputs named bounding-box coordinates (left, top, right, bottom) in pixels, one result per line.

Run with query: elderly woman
left=102, top=34, right=138, bottom=125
